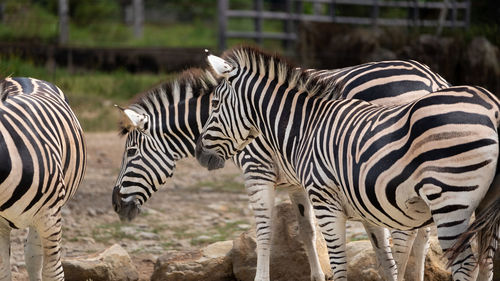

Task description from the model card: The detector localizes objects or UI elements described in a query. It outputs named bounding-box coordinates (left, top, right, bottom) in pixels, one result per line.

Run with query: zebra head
left=196, top=54, right=259, bottom=170
left=112, top=105, right=172, bottom=221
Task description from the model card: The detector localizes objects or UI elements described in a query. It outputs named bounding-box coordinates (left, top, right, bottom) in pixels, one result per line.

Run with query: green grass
left=189, top=174, right=245, bottom=193
left=91, top=221, right=138, bottom=243
left=0, top=56, right=168, bottom=131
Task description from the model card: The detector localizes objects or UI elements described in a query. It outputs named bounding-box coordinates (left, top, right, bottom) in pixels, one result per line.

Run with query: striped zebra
left=0, top=77, right=86, bottom=281
left=112, top=57, right=450, bottom=281
left=196, top=47, right=500, bottom=281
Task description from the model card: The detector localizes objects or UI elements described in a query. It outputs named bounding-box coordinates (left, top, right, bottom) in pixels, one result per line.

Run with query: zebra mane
left=221, top=45, right=344, bottom=98
left=119, top=68, right=220, bottom=135
left=0, top=77, right=7, bottom=102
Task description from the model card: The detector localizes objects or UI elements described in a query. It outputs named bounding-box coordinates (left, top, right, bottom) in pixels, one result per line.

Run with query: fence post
left=329, top=0, right=336, bottom=22
left=283, top=0, right=293, bottom=52
left=436, top=0, right=449, bottom=35
left=217, top=0, right=228, bottom=51
left=254, top=0, right=263, bottom=45
left=372, top=0, right=379, bottom=28
left=465, top=0, right=471, bottom=29
left=451, top=0, right=457, bottom=28
left=58, top=0, right=69, bottom=45
left=133, top=0, right=143, bottom=38
left=411, top=0, right=419, bottom=27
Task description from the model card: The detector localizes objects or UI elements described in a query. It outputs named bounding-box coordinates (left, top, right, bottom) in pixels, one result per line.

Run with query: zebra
left=0, top=77, right=86, bottom=281
left=112, top=57, right=451, bottom=281
left=196, top=46, right=500, bottom=281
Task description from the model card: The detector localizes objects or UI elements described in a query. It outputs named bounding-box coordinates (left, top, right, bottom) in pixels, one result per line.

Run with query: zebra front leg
left=35, top=210, right=64, bottom=281
left=363, top=223, right=397, bottom=281
left=411, top=227, right=430, bottom=281
left=288, top=187, right=326, bottom=281
left=391, top=229, right=417, bottom=281
left=309, top=191, right=347, bottom=281
left=246, top=181, right=275, bottom=281
left=0, top=218, right=11, bottom=281
left=24, top=226, right=43, bottom=281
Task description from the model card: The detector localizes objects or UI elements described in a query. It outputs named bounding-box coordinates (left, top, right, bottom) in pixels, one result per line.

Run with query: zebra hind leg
left=411, top=227, right=430, bottom=281
left=35, top=209, right=64, bottom=281
left=24, top=226, right=43, bottom=281
left=0, top=218, right=11, bottom=281
left=363, top=223, right=397, bottom=281
left=433, top=211, right=478, bottom=281
left=390, top=229, right=417, bottom=281
left=288, top=188, right=326, bottom=281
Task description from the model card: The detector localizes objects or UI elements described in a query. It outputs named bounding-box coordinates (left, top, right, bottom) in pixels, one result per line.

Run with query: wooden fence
left=217, top=0, right=471, bottom=51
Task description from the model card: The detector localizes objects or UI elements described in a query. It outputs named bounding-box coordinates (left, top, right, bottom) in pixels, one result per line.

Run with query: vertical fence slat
left=372, top=0, right=379, bottom=28
left=254, top=0, right=263, bottom=45
left=283, top=0, right=294, bottom=51
left=218, top=0, right=228, bottom=51
left=58, top=0, right=69, bottom=45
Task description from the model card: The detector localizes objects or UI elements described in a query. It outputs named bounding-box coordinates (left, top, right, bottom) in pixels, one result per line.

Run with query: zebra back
left=0, top=77, right=86, bottom=226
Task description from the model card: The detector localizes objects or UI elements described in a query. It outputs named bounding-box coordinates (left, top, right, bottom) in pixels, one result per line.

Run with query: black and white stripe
left=197, top=47, right=500, bottom=281
left=0, top=77, right=86, bottom=281
left=113, top=57, right=450, bottom=281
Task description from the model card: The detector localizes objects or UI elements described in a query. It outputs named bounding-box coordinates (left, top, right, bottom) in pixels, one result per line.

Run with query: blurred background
left=0, top=0, right=498, bottom=131
left=0, top=1, right=499, bottom=280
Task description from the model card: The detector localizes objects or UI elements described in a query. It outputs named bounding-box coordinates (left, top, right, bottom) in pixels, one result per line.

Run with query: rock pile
left=62, top=244, right=138, bottom=281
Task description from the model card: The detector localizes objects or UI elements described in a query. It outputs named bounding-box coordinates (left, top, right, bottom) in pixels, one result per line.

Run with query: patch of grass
left=349, top=235, right=368, bottom=242
left=191, top=174, right=245, bottom=193
left=91, top=221, right=138, bottom=243
left=191, top=219, right=249, bottom=246
left=0, top=56, right=168, bottom=131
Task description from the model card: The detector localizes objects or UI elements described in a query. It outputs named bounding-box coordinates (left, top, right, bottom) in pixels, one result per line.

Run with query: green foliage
left=0, top=1, right=58, bottom=42
left=0, top=56, right=167, bottom=131
left=70, top=0, right=120, bottom=25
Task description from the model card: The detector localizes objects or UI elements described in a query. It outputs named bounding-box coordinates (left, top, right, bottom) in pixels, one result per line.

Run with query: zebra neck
left=158, top=94, right=211, bottom=158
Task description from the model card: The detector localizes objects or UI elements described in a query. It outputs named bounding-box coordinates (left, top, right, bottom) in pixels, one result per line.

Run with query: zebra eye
left=211, top=99, right=219, bottom=108
left=127, top=148, right=138, bottom=157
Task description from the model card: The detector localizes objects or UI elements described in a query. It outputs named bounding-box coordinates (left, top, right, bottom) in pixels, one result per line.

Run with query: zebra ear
left=206, top=53, right=236, bottom=78
left=115, top=105, right=148, bottom=130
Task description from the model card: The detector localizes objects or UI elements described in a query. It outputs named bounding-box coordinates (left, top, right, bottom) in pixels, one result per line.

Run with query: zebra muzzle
left=195, top=137, right=225, bottom=170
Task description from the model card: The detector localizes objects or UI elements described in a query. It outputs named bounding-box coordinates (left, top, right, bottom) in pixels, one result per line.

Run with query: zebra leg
left=363, top=223, right=397, bottom=281
left=411, top=227, right=430, bottom=281
left=24, top=226, right=43, bottom=281
left=246, top=181, right=275, bottom=281
left=0, top=218, right=11, bottom=281
left=288, top=188, right=326, bottom=281
left=309, top=192, right=347, bottom=281
left=391, top=229, right=417, bottom=281
left=35, top=210, right=64, bottom=281
left=434, top=213, right=478, bottom=281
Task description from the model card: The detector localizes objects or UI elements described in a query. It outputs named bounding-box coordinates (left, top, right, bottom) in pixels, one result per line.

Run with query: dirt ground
left=10, top=132, right=368, bottom=281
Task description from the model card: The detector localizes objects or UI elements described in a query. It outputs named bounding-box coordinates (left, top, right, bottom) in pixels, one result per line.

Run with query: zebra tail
left=445, top=197, right=500, bottom=268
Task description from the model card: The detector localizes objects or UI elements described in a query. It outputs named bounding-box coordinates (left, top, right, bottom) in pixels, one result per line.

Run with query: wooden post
left=133, top=0, right=143, bottom=38
left=58, top=0, right=69, bottom=45
left=254, top=0, right=263, bottom=45
left=283, top=0, right=293, bottom=51
left=465, top=0, right=471, bottom=29
left=436, top=0, right=449, bottom=35
left=412, top=0, right=419, bottom=27
left=217, top=0, right=228, bottom=51
left=451, top=0, right=457, bottom=29
left=372, top=0, right=379, bottom=28
left=329, top=0, right=336, bottom=22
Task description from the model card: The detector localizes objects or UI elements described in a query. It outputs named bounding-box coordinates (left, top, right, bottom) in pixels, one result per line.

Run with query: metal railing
left=217, top=0, right=471, bottom=50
